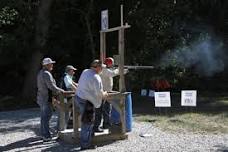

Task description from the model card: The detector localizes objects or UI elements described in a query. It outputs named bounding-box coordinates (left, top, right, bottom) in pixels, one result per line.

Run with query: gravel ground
left=0, top=108, right=227, bottom=152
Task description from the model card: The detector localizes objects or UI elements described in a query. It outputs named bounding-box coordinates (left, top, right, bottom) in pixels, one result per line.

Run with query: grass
left=135, top=112, right=228, bottom=134
left=199, top=95, right=228, bottom=106
left=133, top=92, right=228, bottom=134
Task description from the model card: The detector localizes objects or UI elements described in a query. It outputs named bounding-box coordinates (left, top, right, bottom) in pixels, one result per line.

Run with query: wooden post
left=120, top=5, right=123, bottom=26
left=103, top=33, right=106, bottom=60
left=59, top=95, right=66, bottom=131
left=118, top=5, right=126, bottom=93
left=100, top=32, right=106, bottom=62
left=100, top=32, right=103, bottom=62
left=118, top=5, right=126, bottom=133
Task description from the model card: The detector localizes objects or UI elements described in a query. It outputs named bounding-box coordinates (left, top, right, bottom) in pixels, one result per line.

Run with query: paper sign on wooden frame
left=181, top=90, right=197, bottom=106
left=154, top=92, right=171, bottom=107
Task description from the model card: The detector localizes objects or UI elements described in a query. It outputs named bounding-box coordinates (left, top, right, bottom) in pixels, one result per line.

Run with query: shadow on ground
left=0, top=108, right=58, bottom=136
left=0, top=137, right=81, bottom=152
left=0, top=124, right=40, bottom=136
left=42, top=139, right=117, bottom=152
left=0, top=136, right=118, bottom=152
left=214, top=145, right=228, bottom=152
left=1, top=137, right=44, bottom=152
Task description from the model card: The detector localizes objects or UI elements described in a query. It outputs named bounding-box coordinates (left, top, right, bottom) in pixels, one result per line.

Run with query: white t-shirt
left=76, top=69, right=104, bottom=108
left=100, top=68, right=119, bottom=91
left=64, top=73, right=73, bottom=89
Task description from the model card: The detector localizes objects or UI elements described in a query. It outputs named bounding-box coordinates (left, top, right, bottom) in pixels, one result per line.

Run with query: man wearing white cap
left=64, top=65, right=78, bottom=91
left=37, top=57, right=68, bottom=142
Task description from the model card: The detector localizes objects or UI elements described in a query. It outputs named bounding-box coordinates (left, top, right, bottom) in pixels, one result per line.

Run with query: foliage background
left=1, top=0, right=228, bottom=109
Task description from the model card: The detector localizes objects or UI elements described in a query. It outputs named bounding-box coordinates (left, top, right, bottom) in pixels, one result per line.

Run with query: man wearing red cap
left=93, top=57, right=128, bottom=131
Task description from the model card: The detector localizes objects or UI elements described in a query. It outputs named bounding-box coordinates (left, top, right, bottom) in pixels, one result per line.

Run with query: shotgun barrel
left=124, top=65, right=154, bottom=70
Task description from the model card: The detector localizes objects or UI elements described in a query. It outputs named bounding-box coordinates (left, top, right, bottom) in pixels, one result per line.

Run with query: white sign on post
left=148, top=90, right=155, bottom=97
left=141, top=89, right=147, bottom=96
left=154, top=92, right=171, bottom=107
left=101, top=10, right=109, bottom=30
left=181, top=90, right=197, bottom=106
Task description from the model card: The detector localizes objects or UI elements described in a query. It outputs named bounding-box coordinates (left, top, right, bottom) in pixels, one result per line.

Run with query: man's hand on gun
left=102, top=91, right=109, bottom=99
left=124, top=68, right=129, bottom=74
left=52, top=97, right=60, bottom=109
left=62, top=90, right=75, bottom=95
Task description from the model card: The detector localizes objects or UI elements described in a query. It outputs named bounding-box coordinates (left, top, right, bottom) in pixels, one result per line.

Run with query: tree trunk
left=22, top=0, right=53, bottom=100
left=85, top=15, right=96, bottom=60
left=85, top=0, right=96, bottom=60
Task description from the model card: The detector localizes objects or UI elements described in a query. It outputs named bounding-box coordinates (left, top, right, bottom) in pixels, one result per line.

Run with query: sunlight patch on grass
left=217, top=98, right=228, bottom=105
left=135, top=112, right=228, bottom=134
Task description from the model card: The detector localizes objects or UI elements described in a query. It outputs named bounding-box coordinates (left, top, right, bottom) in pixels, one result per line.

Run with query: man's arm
left=102, top=68, right=128, bottom=78
left=72, top=81, right=78, bottom=87
left=102, top=68, right=119, bottom=77
left=92, top=75, right=108, bottom=99
left=71, top=84, right=77, bottom=91
left=43, top=71, right=64, bottom=94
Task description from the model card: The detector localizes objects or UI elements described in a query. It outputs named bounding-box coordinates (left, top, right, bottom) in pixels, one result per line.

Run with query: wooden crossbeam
left=100, top=24, right=130, bottom=33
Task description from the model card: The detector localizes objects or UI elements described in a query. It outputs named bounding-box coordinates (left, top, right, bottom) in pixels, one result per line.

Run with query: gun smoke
left=160, top=38, right=226, bottom=77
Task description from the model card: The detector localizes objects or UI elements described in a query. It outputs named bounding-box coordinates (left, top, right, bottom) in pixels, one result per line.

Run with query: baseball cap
left=65, top=65, right=77, bottom=72
left=42, top=58, right=55, bottom=65
left=104, top=57, right=114, bottom=66
left=90, top=59, right=106, bottom=68
left=42, top=58, right=56, bottom=65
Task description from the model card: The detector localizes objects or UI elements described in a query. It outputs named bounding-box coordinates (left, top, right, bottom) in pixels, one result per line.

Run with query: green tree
left=22, top=0, right=53, bottom=99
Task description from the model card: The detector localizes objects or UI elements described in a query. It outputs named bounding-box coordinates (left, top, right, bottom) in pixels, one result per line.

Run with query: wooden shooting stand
left=58, top=5, right=131, bottom=144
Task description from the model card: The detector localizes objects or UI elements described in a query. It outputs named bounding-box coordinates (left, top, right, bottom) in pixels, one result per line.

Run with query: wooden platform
left=59, top=128, right=128, bottom=144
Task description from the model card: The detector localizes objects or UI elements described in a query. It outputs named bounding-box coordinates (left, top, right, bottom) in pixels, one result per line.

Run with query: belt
left=76, top=95, right=89, bottom=103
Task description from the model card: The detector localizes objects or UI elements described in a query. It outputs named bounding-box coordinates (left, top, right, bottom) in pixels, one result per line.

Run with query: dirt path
left=0, top=108, right=227, bottom=152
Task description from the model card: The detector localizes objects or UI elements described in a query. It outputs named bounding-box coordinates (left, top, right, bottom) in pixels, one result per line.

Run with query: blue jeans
left=103, top=101, right=111, bottom=127
left=75, top=96, right=94, bottom=148
left=38, top=102, right=53, bottom=138
left=94, top=101, right=111, bottom=129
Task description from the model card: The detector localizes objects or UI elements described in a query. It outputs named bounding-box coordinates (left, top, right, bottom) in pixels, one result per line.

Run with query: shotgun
left=123, top=65, right=154, bottom=70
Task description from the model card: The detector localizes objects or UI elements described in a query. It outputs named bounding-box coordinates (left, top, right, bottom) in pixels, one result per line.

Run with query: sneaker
left=43, top=137, right=52, bottom=142
left=102, top=124, right=111, bottom=129
left=80, top=145, right=97, bottom=150
left=52, top=135, right=60, bottom=141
